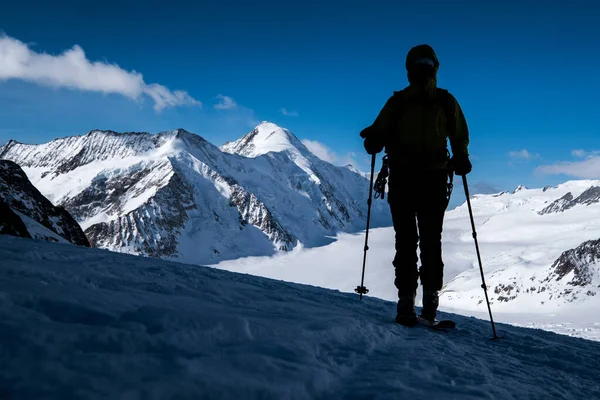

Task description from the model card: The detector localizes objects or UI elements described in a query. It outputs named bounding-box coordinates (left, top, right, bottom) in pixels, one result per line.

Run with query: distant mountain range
left=442, top=180, right=600, bottom=310
left=0, top=122, right=390, bottom=264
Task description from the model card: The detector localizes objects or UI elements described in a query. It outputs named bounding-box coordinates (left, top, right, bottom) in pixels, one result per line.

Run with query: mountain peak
left=255, top=121, right=283, bottom=131
left=220, top=121, right=304, bottom=158
left=513, top=185, right=528, bottom=193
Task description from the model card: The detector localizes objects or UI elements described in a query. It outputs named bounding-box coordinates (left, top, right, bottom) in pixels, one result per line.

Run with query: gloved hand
left=451, top=154, right=472, bottom=176
left=363, top=135, right=384, bottom=155
left=361, top=126, right=384, bottom=154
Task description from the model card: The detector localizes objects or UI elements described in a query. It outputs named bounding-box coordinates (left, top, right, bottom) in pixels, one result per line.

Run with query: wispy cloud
left=508, top=149, right=540, bottom=160
left=571, top=149, right=600, bottom=158
left=280, top=108, right=299, bottom=117
left=214, top=94, right=237, bottom=110
left=301, top=139, right=337, bottom=163
left=0, top=34, right=200, bottom=111
left=536, top=157, right=600, bottom=179
left=536, top=149, right=600, bottom=178
left=301, top=139, right=358, bottom=167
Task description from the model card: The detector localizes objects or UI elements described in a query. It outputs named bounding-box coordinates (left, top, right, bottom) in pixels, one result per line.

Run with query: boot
left=420, top=289, right=439, bottom=322
left=395, top=290, right=417, bottom=326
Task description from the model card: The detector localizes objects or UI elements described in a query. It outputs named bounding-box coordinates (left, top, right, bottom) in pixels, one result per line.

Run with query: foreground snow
left=214, top=226, right=600, bottom=342
left=1, top=236, right=599, bottom=399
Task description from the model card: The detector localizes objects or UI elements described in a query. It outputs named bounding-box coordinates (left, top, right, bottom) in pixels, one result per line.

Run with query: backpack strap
left=437, top=88, right=456, bottom=207
left=436, top=88, right=456, bottom=141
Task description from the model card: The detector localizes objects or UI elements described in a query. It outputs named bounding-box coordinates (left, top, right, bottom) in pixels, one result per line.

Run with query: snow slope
left=214, top=180, right=600, bottom=341
left=1, top=235, right=599, bottom=399
left=0, top=124, right=390, bottom=264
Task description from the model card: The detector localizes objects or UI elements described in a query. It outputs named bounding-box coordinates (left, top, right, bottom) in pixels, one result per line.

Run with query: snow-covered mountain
left=0, top=122, right=390, bottom=264
left=221, top=122, right=307, bottom=158
left=442, top=180, right=600, bottom=312
left=1, top=234, right=599, bottom=399
left=542, top=238, right=600, bottom=297
left=0, top=160, right=90, bottom=246
left=538, top=186, right=600, bottom=214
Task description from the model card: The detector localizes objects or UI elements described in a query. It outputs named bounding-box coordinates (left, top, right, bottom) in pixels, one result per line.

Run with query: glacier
left=215, top=180, right=600, bottom=341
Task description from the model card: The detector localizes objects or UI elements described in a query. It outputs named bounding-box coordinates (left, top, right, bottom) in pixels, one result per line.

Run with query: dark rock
left=0, top=199, right=31, bottom=239
left=539, top=187, right=600, bottom=215
left=0, top=160, right=89, bottom=246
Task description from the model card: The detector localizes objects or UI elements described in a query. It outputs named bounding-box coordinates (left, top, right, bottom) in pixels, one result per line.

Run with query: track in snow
left=0, top=236, right=599, bottom=399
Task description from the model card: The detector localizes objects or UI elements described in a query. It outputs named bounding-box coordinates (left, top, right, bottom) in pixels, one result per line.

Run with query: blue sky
left=1, top=0, right=599, bottom=193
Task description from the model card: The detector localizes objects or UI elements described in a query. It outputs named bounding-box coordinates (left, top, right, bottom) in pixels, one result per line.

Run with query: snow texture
left=0, top=125, right=390, bottom=264
left=0, top=235, right=599, bottom=399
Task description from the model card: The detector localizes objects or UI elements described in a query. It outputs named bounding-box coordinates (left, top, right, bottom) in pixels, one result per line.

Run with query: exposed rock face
left=545, top=238, right=600, bottom=288
left=539, top=187, right=600, bottom=215
left=0, top=199, right=31, bottom=239
left=0, top=160, right=89, bottom=246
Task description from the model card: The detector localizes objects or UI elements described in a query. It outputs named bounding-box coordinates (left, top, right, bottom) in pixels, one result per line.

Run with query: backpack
left=374, top=88, right=456, bottom=205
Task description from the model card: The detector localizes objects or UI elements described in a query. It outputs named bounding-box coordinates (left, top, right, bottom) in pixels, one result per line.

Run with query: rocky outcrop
left=545, top=238, right=600, bottom=287
left=538, top=187, right=600, bottom=215
left=0, top=160, right=89, bottom=246
left=0, top=199, right=31, bottom=239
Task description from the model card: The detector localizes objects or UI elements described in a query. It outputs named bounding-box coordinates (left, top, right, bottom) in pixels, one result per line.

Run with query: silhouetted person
left=360, top=44, right=471, bottom=325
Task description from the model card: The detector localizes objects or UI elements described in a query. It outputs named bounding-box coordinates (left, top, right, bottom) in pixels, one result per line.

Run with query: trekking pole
left=355, top=153, right=376, bottom=300
left=462, top=175, right=500, bottom=339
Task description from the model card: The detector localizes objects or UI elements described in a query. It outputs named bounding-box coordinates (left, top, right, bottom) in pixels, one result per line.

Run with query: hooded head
left=405, top=44, right=439, bottom=88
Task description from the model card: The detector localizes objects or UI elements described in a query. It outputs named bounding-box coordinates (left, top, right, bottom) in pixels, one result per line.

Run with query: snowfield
left=0, top=235, right=599, bottom=399
left=214, top=180, right=600, bottom=342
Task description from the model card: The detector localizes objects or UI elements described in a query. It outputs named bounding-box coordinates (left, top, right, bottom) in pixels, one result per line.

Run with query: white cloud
left=280, top=108, right=299, bottom=117
left=571, top=149, right=600, bottom=158
left=302, top=139, right=337, bottom=163
left=300, top=139, right=359, bottom=168
left=535, top=156, right=600, bottom=179
left=214, top=94, right=237, bottom=110
left=508, top=149, right=540, bottom=160
left=0, top=34, right=200, bottom=111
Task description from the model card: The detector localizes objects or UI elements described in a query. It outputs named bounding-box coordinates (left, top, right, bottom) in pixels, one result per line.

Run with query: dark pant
left=388, top=169, right=449, bottom=297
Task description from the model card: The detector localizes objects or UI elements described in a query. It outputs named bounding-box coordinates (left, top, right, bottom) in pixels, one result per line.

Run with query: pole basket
left=355, top=286, right=369, bottom=295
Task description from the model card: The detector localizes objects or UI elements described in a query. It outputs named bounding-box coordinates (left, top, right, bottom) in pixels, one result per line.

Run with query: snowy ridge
left=0, top=160, right=89, bottom=246
left=0, top=130, right=179, bottom=172
left=1, top=235, right=599, bottom=399
left=539, top=186, right=600, bottom=214
left=343, top=163, right=371, bottom=180
left=1, top=123, right=390, bottom=263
